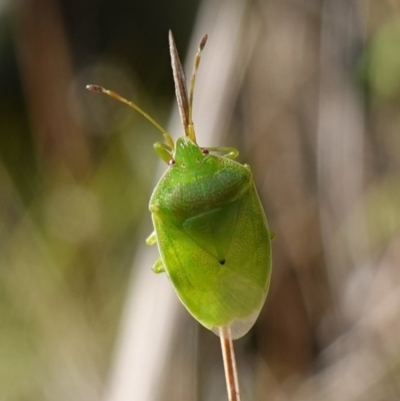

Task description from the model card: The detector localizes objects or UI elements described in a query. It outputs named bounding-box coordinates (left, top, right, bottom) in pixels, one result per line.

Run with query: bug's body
left=149, top=137, right=271, bottom=339
left=87, top=32, right=272, bottom=342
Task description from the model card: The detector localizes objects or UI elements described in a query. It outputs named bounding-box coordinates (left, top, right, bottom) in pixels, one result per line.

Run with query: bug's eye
left=201, top=148, right=209, bottom=154
left=168, top=159, right=176, bottom=166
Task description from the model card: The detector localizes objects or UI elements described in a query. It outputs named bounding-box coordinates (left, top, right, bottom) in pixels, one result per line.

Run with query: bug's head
left=173, top=137, right=208, bottom=169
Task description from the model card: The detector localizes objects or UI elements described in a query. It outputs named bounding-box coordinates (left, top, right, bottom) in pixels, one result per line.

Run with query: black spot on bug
left=219, top=259, right=226, bottom=265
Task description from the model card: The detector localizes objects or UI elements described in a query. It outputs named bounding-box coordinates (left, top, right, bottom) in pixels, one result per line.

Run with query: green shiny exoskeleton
left=87, top=32, right=272, bottom=341
left=145, top=32, right=272, bottom=340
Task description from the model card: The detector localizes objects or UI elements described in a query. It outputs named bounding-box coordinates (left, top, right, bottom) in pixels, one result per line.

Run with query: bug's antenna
left=188, top=34, right=208, bottom=135
left=86, top=85, right=174, bottom=149
left=168, top=31, right=193, bottom=141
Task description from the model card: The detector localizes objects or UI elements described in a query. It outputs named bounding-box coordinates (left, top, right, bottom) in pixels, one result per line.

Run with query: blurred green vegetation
left=0, top=0, right=200, bottom=398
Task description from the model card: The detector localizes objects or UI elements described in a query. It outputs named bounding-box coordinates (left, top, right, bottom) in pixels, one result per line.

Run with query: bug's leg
left=152, top=257, right=166, bottom=274
left=205, top=147, right=239, bottom=160
left=146, top=231, right=157, bottom=245
left=146, top=233, right=165, bottom=273
left=269, top=230, right=276, bottom=241
left=154, top=142, right=174, bottom=163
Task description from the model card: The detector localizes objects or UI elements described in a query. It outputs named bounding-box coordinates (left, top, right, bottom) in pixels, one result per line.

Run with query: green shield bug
left=87, top=31, right=272, bottom=380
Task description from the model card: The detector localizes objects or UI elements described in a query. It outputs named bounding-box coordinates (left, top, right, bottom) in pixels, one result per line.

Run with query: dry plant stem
left=219, top=326, right=241, bottom=401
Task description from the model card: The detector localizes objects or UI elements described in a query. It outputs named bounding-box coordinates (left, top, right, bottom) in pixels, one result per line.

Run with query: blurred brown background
left=1, top=0, right=400, bottom=400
